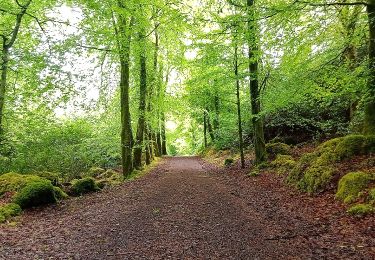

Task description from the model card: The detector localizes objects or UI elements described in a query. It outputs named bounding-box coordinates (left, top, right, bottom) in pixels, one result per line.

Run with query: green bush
left=0, top=203, right=22, bottom=223
left=224, top=158, right=234, bottom=166
left=266, top=142, right=291, bottom=158
left=0, top=172, right=50, bottom=195
left=13, top=181, right=57, bottom=209
left=336, top=172, right=373, bottom=203
left=69, top=177, right=100, bottom=196
left=347, top=204, right=374, bottom=216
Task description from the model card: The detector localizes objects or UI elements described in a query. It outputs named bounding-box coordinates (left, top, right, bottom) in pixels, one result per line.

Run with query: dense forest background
left=0, top=0, right=374, bottom=179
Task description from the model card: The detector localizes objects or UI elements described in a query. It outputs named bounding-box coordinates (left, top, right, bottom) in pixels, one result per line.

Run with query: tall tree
left=0, top=0, right=31, bottom=139
left=133, top=25, right=148, bottom=169
left=247, top=0, right=266, bottom=164
left=113, top=2, right=135, bottom=177
left=233, top=24, right=245, bottom=168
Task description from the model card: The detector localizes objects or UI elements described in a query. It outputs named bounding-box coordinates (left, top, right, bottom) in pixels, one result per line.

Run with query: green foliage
left=0, top=173, right=50, bottom=195
left=13, top=181, right=56, bottom=209
left=347, top=204, right=374, bottom=217
left=336, top=172, right=373, bottom=203
left=0, top=203, right=22, bottom=223
left=270, top=155, right=296, bottom=175
left=69, top=178, right=100, bottom=196
left=224, top=158, right=234, bottom=166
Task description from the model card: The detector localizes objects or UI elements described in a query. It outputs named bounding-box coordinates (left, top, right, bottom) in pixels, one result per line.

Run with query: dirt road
left=0, top=157, right=374, bottom=259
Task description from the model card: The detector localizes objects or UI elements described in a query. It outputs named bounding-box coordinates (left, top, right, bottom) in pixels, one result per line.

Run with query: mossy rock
left=98, top=169, right=120, bottom=179
left=334, top=135, right=375, bottom=159
left=336, top=172, right=374, bottom=203
left=368, top=188, right=375, bottom=204
left=29, top=172, right=60, bottom=186
left=287, top=152, right=317, bottom=186
left=248, top=168, right=261, bottom=177
left=224, top=158, right=234, bottom=166
left=84, top=167, right=106, bottom=178
left=0, top=173, right=51, bottom=196
left=271, top=155, right=296, bottom=175
left=0, top=203, right=22, bottom=223
left=53, top=186, right=68, bottom=200
left=13, top=181, right=57, bottom=209
left=287, top=135, right=375, bottom=194
left=69, top=177, right=100, bottom=196
left=266, top=142, right=291, bottom=158
left=347, top=203, right=374, bottom=217
left=299, top=165, right=336, bottom=194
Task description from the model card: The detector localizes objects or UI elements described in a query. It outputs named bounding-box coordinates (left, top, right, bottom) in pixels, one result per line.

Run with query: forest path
left=0, top=157, right=374, bottom=259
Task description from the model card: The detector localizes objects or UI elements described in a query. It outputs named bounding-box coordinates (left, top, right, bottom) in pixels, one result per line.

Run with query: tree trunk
left=206, top=110, right=215, bottom=142
left=145, top=125, right=151, bottom=165
left=213, top=90, right=220, bottom=132
left=247, top=0, right=266, bottom=164
left=365, top=1, right=375, bottom=134
left=203, top=111, right=208, bottom=148
left=133, top=31, right=148, bottom=169
left=115, top=8, right=135, bottom=178
left=234, top=41, right=245, bottom=169
left=0, top=47, right=9, bottom=138
left=161, top=112, right=167, bottom=155
left=0, top=1, right=31, bottom=141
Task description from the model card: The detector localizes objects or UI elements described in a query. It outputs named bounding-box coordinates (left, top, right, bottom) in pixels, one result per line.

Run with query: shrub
left=69, top=177, right=100, bottom=196
left=13, top=181, right=56, bottom=209
left=0, top=203, right=22, bottom=223
left=336, top=172, right=373, bottom=203
left=270, top=155, right=296, bottom=175
left=53, top=186, right=68, bottom=200
left=0, top=172, right=50, bottom=195
left=347, top=204, right=374, bottom=217
left=266, top=142, right=291, bottom=158
left=224, top=158, right=234, bottom=166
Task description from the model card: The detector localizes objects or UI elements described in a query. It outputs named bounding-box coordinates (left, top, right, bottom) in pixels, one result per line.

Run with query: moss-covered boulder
left=270, top=155, right=296, bottom=175
left=84, top=167, right=106, bottom=178
left=0, top=173, right=51, bottom=195
left=347, top=203, right=374, bottom=217
left=69, top=177, right=100, bottom=196
left=266, top=142, right=291, bottom=158
left=0, top=203, right=22, bottom=223
left=13, top=181, right=57, bottom=209
left=336, top=172, right=374, bottom=203
left=224, top=158, right=234, bottom=166
left=53, top=186, right=68, bottom=200
left=30, top=172, right=60, bottom=186
left=287, top=135, right=375, bottom=194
